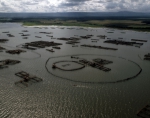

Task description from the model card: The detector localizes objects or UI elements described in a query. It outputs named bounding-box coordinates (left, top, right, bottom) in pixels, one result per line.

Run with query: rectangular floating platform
left=35, top=36, right=42, bottom=38
left=66, top=41, right=80, bottom=44
left=6, top=49, right=26, bottom=54
left=39, top=32, right=52, bottom=34
left=7, top=34, right=15, bottom=37
left=104, top=39, right=143, bottom=46
left=79, top=59, right=111, bottom=72
left=57, top=37, right=80, bottom=41
left=46, top=49, right=55, bottom=52
left=0, top=59, right=20, bottom=68
left=80, top=44, right=118, bottom=51
left=144, top=53, right=150, bottom=58
left=15, top=71, right=43, bottom=87
left=131, top=39, right=147, bottom=42
left=0, top=39, right=9, bottom=43
left=93, top=58, right=113, bottom=65
left=0, top=46, right=5, bottom=51
left=23, top=41, right=62, bottom=49
left=52, top=46, right=61, bottom=49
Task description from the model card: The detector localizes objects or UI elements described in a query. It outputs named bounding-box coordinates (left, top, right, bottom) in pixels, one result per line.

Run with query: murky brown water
left=0, top=23, right=150, bottom=118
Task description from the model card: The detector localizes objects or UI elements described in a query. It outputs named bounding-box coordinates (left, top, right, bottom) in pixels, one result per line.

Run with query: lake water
left=0, top=23, right=150, bottom=118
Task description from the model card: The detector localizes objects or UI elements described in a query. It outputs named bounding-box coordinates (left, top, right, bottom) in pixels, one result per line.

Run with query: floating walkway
left=79, top=59, right=111, bottom=72
left=0, top=39, right=9, bottom=43
left=144, top=53, right=150, bottom=61
left=81, top=44, right=118, bottom=51
left=0, top=59, right=20, bottom=69
left=15, top=71, right=43, bottom=87
left=6, top=49, right=26, bottom=54
left=131, top=39, right=147, bottom=42
left=21, top=41, right=62, bottom=50
left=104, top=39, right=143, bottom=47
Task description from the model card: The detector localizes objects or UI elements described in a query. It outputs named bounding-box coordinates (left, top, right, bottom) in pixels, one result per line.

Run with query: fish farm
left=0, top=59, right=20, bottom=68
left=6, top=49, right=26, bottom=54
left=81, top=44, right=118, bottom=50
left=21, top=41, right=62, bottom=49
left=15, top=71, right=43, bottom=87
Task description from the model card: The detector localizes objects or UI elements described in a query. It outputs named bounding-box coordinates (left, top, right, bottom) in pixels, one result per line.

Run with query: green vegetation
left=1, top=18, right=150, bottom=32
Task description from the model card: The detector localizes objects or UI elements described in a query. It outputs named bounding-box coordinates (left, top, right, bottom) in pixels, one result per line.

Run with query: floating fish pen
left=72, top=45, right=78, bottom=47
left=104, top=39, right=143, bottom=46
left=0, top=59, right=20, bottom=68
left=21, top=34, right=30, bottom=36
left=52, top=46, right=61, bottom=49
left=80, top=36, right=91, bottom=39
left=15, top=71, right=43, bottom=87
left=0, top=39, right=9, bottom=43
left=107, top=32, right=114, bottom=33
left=79, top=59, right=111, bottom=72
left=23, top=41, right=62, bottom=49
left=22, top=30, right=28, bottom=32
left=93, top=58, right=113, bottom=65
left=39, top=32, right=52, bottom=34
left=144, top=58, right=150, bottom=61
left=57, top=38, right=70, bottom=41
left=70, top=37, right=80, bottom=40
left=23, top=37, right=28, bottom=39
left=71, top=56, right=79, bottom=59
left=52, top=61, right=85, bottom=71
left=6, top=49, right=26, bottom=54
left=35, top=36, right=41, bottom=38
left=46, top=35, right=53, bottom=37
left=91, top=39, right=99, bottom=41
left=97, top=35, right=106, bottom=39
left=118, top=37, right=123, bottom=39
left=0, top=46, right=5, bottom=51
left=137, top=105, right=150, bottom=118
left=66, top=41, right=80, bottom=45
left=51, top=38, right=56, bottom=39
left=57, top=37, right=80, bottom=41
left=131, top=39, right=147, bottom=42
left=144, top=53, right=150, bottom=61
left=2, top=31, right=9, bottom=33
left=144, top=53, right=150, bottom=58
left=87, top=35, right=93, bottom=37
left=46, top=49, right=54, bottom=52
left=92, top=41, right=97, bottom=42
left=22, top=45, right=36, bottom=50
left=81, top=44, right=118, bottom=51
left=7, top=34, right=15, bottom=37
left=135, top=46, right=140, bottom=48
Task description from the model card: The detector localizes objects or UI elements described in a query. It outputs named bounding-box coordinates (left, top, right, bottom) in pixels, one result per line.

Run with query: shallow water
left=0, top=23, right=150, bottom=118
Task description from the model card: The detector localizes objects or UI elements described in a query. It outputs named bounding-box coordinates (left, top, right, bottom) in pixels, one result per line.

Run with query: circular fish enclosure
left=53, top=61, right=85, bottom=71
left=46, top=54, right=142, bottom=83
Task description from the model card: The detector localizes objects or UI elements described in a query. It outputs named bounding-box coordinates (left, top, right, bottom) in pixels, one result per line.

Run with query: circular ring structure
left=45, top=54, right=142, bottom=84
left=53, top=61, right=85, bottom=71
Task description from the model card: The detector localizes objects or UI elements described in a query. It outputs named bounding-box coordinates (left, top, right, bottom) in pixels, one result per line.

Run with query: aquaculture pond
left=0, top=23, right=150, bottom=118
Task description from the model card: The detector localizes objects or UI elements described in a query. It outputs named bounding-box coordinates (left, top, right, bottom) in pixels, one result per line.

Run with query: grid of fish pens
left=22, top=41, right=62, bottom=49
left=6, top=49, right=26, bottom=54
left=93, top=58, right=113, bottom=65
left=79, top=59, right=111, bottom=72
left=15, top=71, right=43, bottom=87
left=0, top=59, right=20, bottom=68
